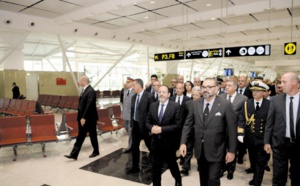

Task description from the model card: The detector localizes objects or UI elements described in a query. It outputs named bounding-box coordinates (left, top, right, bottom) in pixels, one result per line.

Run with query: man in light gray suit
left=219, top=80, right=248, bottom=180
left=264, top=72, right=300, bottom=186
left=122, top=77, right=136, bottom=153
left=180, top=77, right=237, bottom=186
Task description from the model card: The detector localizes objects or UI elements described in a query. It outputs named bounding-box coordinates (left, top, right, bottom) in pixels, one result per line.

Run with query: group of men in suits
left=64, top=72, right=299, bottom=186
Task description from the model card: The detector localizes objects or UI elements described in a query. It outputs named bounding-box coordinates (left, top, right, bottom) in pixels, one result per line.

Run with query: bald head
left=79, top=75, right=90, bottom=87
left=177, top=75, right=184, bottom=84
left=281, top=72, right=299, bottom=96
left=176, top=83, right=184, bottom=96
left=238, top=76, right=247, bottom=88
left=194, top=77, right=201, bottom=86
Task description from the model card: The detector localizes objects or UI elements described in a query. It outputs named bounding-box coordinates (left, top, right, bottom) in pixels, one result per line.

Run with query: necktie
left=127, top=90, right=130, bottom=96
left=239, top=89, right=243, bottom=94
left=203, top=103, right=210, bottom=123
left=134, top=94, right=140, bottom=121
left=255, top=102, right=260, bottom=111
left=158, top=104, right=165, bottom=123
left=178, top=96, right=181, bottom=105
left=228, top=95, right=232, bottom=102
left=290, top=97, right=295, bottom=141
left=81, top=88, right=84, bottom=96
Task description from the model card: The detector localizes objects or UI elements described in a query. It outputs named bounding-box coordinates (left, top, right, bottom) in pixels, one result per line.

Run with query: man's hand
left=151, top=125, right=162, bottom=134
left=80, top=118, right=86, bottom=126
left=179, top=144, right=187, bottom=157
left=225, top=152, right=235, bottom=163
left=264, top=144, right=272, bottom=154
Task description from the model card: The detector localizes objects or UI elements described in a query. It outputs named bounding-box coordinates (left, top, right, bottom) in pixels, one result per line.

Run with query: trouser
left=247, top=142, right=268, bottom=186
left=152, top=138, right=181, bottom=186
left=197, top=144, right=222, bottom=186
left=130, top=120, right=151, bottom=169
left=182, top=138, right=194, bottom=171
left=273, top=138, right=300, bottom=186
left=124, top=120, right=132, bottom=149
left=70, top=121, right=99, bottom=158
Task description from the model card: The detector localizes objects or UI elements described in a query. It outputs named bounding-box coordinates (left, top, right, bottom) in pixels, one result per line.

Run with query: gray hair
left=192, top=86, right=201, bottom=93
left=204, top=77, right=218, bottom=86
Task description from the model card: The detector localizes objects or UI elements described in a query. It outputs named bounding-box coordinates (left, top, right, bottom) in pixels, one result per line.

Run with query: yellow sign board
left=284, top=42, right=297, bottom=55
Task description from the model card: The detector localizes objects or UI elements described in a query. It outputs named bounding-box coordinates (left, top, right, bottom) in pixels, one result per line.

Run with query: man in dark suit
left=219, top=80, right=248, bottom=180
left=238, top=76, right=253, bottom=99
left=217, top=77, right=225, bottom=95
left=264, top=72, right=300, bottom=186
left=145, top=74, right=158, bottom=94
left=238, top=81, right=270, bottom=186
left=170, top=83, right=191, bottom=172
left=152, top=80, right=161, bottom=102
left=126, top=78, right=154, bottom=174
left=179, top=86, right=202, bottom=176
left=64, top=75, right=99, bottom=160
left=180, top=77, right=237, bottom=186
left=146, top=85, right=182, bottom=186
left=169, top=78, right=178, bottom=97
left=12, top=82, right=20, bottom=99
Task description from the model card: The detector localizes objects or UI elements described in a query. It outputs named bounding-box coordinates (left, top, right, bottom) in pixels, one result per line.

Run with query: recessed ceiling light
left=206, top=4, right=211, bottom=7
left=150, top=1, right=155, bottom=4
left=144, top=16, right=149, bottom=19
left=211, top=18, right=216, bottom=20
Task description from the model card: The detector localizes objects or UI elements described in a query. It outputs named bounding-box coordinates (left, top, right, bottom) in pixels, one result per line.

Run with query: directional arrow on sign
left=226, top=49, right=231, bottom=55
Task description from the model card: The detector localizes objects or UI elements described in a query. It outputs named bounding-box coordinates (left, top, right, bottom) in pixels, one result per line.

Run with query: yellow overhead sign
left=284, top=42, right=297, bottom=55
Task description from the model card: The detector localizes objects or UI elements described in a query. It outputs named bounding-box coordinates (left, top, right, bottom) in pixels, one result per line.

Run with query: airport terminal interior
left=0, top=0, right=299, bottom=185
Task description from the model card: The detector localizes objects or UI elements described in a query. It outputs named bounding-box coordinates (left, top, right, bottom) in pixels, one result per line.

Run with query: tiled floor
left=0, top=98, right=292, bottom=186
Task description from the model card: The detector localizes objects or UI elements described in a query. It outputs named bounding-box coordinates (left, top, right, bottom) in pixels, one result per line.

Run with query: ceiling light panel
left=136, top=0, right=179, bottom=10
left=129, top=12, right=165, bottom=23
left=105, top=17, right=140, bottom=27
left=109, top=5, right=146, bottom=16
left=20, top=8, right=60, bottom=18
left=0, top=2, right=25, bottom=12
left=90, top=13, right=120, bottom=22
left=154, top=4, right=197, bottom=18
left=33, top=0, right=81, bottom=14
left=4, top=0, right=40, bottom=6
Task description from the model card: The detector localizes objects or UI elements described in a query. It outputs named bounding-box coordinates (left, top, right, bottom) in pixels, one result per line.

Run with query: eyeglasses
left=202, top=86, right=216, bottom=90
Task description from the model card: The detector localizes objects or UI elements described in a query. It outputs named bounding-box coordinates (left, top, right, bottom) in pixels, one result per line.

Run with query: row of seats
left=0, top=114, right=57, bottom=161
left=58, top=105, right=124, bottom=138
left=0, top=105, right=124, bottom=161
left=102, top=90, right=121, bottom=98
left=37, top=94, right=79, bottom=112
left=0, top=98, right=37, bottom=116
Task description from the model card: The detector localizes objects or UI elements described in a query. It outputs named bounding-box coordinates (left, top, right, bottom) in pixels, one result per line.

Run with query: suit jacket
left=120, top=88, right=125, bottom=103
left=170, top=95, right=191, bottom=121
left=169, top=87, right=176, bottom=97
left=77, top=85, right=98, bottom=122
left=146, top=100, right=182, bottom=151
left=122, top=89, right=135, bottom=120
left=181, top=96, right=237, bottom=162
left=131, top=91, right=154, bottom=133
left=12, top=86, right=20, bottom=99
left=238, top=98, right=270, bottom=145
left=264, top=94, right=300, bottom=149
left=219, top=93, right=248, bottom=121
left=237, top=86, right=253, bottom=99
left=145, top=85, right=154, bottom=93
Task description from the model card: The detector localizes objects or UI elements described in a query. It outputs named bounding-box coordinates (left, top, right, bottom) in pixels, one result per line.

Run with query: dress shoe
left=249, top=180, right=254, bottom=185
left=227, top=173, right=233, bottom=180
left=265, top=165, right=270, bottom=172
left=122, top=149, right=131, bottom=153
left=180, top=169, right=189, bottom=176
left=245, top=168, right=253, bottom=174
left=175, top=181, right=182, bottom=186
left=126, top=167, right=140, bottom=174
left=64, top=155, right=77, bottom=160
left=89, top=152, right=99, bottom=158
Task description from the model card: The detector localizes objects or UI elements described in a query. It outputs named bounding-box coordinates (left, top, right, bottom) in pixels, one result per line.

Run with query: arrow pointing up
left=226, top=49, right=231, bottom=55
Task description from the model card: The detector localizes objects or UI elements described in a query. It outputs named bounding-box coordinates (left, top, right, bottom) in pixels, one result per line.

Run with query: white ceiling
left=0, top=0, right=300, bottom=75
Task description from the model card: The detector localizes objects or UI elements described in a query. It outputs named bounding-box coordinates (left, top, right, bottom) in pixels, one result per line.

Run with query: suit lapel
left=282, top=94, right=287, bottom=124
left=160, top=102, right=171, bottom=124
left=197, top=99, right=204, bottom=126
left=205, top=97, right=220, bottom=126
left=296, top=94, right=300, bottom=125
left=138, top=92, right=146, bottom=108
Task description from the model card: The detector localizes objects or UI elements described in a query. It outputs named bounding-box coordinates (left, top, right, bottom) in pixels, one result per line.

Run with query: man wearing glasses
left=180, top=77, right=237, bottom=186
